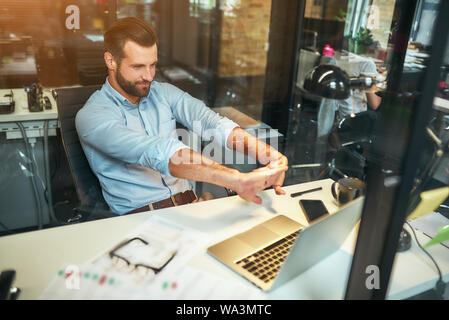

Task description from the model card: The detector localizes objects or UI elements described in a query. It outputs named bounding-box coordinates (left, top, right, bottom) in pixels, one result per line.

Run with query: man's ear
left=104, top=52, right=118, bottom=71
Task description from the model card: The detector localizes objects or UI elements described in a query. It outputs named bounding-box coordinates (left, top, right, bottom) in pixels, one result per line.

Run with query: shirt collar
left=103, top=77, right=149, bottom=108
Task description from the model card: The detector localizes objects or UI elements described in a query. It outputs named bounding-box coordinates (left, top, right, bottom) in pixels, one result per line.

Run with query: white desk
left=0, top=179, right=448, bottom=300
left=0, top=88, right=58, bottom=139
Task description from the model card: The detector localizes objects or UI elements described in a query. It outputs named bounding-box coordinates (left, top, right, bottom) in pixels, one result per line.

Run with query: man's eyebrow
left=130, top=61, right=158, bottom=67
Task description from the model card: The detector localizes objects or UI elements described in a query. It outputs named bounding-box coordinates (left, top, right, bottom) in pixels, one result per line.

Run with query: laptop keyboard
left=235, top=230, right=300, bottom=284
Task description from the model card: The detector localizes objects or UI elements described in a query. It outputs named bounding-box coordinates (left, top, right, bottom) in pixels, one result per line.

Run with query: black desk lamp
left=303, top=64, right=377, bottom=100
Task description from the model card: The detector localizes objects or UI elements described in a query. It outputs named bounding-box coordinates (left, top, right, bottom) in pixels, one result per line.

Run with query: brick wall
left=368, top=0, right=395, bottom=49
left=218, top=0, right=272, bottom=77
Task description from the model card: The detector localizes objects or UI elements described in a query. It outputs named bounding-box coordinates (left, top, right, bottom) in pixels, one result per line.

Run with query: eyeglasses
left=108, top=237, right=177, bottom=276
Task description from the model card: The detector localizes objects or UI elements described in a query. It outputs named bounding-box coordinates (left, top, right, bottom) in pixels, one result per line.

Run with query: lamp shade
left=303, top=64, right=351, bottom=99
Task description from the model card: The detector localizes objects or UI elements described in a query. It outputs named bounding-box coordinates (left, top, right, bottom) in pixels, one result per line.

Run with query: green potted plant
left=352, top=28, right=374, bottom=54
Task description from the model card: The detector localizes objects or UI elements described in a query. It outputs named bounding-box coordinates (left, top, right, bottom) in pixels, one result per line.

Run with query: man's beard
left=116, top=66, right=151, bottom=98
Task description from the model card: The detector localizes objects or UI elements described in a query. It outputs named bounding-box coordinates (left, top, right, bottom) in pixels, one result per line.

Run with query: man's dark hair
left=104, top=17, right=158, bottom=61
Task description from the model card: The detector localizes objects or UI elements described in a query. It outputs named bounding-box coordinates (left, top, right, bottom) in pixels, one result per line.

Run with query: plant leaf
left=424, top=224, right=449, bottom=248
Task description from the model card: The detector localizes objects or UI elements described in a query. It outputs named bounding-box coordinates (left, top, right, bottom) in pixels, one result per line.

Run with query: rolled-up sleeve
left=159, top=83, right=239, bottom=150
left=76, top=105, right=188, bottom=177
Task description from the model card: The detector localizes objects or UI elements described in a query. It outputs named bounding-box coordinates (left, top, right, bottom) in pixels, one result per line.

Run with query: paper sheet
left=40, top=215, right=265, bottom=300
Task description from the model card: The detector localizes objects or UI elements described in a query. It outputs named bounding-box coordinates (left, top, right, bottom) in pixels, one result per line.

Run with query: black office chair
left=53, top=85, right=117, bottom=222
left=316, top=110, right=378, bottom=182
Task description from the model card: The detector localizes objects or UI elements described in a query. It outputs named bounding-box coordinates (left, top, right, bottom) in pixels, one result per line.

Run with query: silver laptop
left=207, top=197, right=364, bottom=291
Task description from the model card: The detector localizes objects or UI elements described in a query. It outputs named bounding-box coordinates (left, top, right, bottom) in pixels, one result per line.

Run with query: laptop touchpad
left=237, top=225, right=279, bottom=249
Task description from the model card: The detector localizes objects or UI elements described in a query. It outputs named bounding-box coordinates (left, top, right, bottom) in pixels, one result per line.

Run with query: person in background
left=317, top=48, right=381, bottom=138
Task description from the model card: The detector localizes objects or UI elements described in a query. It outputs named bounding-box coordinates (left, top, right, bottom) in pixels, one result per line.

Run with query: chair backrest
left=54, top=85, right=109, bottom=210
left=336, top=109, right=378, bottom=146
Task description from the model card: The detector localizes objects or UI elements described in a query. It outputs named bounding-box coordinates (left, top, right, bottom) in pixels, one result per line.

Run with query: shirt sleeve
left=75, top=104, right=188, bottom=177
left=158, top=83, right=239, bottom=151
left=360, top=59, right=378, bottom=76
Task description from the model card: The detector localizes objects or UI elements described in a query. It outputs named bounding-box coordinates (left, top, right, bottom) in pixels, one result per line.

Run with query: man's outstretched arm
left=168, top=148, right=288, bottom=205
left=226, top=127, right=288, bottom=195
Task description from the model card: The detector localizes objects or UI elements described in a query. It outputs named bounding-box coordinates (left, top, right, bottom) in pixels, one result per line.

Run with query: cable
left=406, top=222, right=442, bottom=279
left=405, top=221, right=445, bottom=298
left=17, top=122, right=43, bottom=230
left=44, top=120, right=57, bottom=224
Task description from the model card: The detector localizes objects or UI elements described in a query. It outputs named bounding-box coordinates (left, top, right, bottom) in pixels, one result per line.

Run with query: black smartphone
left=299, top=199, right=329, bottom=223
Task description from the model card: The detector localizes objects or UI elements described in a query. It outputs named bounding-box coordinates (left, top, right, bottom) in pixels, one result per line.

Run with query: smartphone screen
left=299, top=199, right=329, bottom=223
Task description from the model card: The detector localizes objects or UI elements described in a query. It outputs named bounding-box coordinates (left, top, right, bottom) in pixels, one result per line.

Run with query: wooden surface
left=214, top=106, right=261, bottom=128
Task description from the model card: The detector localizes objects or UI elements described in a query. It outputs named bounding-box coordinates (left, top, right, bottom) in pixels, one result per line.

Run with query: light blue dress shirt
left=75, top=78, right=239, bottom=214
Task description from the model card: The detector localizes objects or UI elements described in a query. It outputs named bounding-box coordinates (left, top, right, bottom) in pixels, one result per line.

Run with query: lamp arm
left=349, top=76, right=377, bottom=89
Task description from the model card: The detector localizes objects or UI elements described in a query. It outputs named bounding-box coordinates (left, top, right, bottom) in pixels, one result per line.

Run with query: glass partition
left=115, top=0, right=271, bottom=120
left=0, top=0, right=274, bottom=234
left=286, top=0, right=449, bottom=299
left=0, top=0, right=110, bottom=89
left=0, top=0, right=448, bottom=302
left=288, top=0, right=397, bottom=184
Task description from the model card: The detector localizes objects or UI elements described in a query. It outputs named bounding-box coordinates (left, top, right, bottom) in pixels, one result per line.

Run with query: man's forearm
left=226, top=127, right=288, bottom=195
left=168, top=148, right=239, bottom=190
left=168, top=147, right=288, bottom=204
left=226, top=127, right=281, bottom=165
